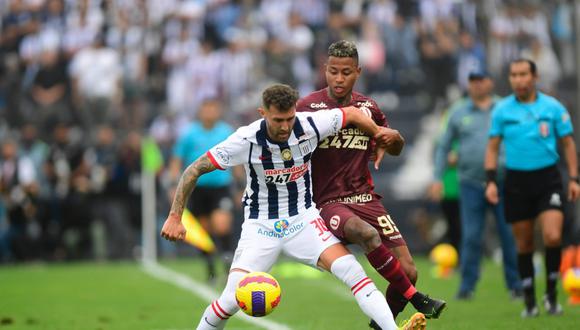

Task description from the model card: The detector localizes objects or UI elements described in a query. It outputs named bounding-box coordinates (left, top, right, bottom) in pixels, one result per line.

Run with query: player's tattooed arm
left=169, top=154, right=217, bottom=216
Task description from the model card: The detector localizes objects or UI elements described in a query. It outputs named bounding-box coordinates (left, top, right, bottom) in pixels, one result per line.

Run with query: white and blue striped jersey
left=207, top=108, right=345, bottom=220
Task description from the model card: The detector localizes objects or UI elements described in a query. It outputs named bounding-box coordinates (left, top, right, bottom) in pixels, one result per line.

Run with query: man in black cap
left=430, top=71, right=522, bottom=300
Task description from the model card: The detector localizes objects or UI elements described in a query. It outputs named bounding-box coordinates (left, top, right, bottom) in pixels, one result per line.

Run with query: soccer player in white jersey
left=161, top=84, right=427, bottom=330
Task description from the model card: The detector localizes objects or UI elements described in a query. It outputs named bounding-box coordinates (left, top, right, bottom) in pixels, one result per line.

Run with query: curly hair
left=328, top=40, right=359, bottom=65
left=262, top=84, right=299, bottom=112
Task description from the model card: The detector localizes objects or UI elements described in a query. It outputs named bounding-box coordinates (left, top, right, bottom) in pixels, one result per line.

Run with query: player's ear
left=258, top=107, right=266, bottom=118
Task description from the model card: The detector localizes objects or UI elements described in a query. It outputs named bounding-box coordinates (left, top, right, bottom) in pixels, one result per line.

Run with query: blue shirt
left=434, top=96, right=504, bottom=184
left=489, top=92, right=573, bottom=171
left=173, top=121, right=234, bottom=187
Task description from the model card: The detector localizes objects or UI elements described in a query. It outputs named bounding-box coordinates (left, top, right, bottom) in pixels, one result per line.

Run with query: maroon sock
left=386, top=284, right=409, bottom=319
left=366, top=244, right=416, bottom=299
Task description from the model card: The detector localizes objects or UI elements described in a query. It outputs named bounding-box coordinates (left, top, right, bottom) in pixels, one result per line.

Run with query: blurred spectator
left=69, top=33, right=122, bottom=130
left=28, top=48, right=71, bottom=135
left=551, top=0, right=575, bottom=77
left=184, top=39, right=222, bottom=118
left=162, top=19, right=200, bottom=116
left=520, top=37, right=561, bottom=94
left=456, top=30, right=486, bottom=91
left=0, top=137, right=39, bottom=261
left=0, top=0, right=576, bottom=264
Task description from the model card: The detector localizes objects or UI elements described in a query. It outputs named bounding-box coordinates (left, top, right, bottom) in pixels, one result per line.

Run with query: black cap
left=468, top=70, right=489, bottom=80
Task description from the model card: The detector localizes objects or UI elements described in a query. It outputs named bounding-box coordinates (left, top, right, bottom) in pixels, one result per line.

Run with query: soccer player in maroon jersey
left=297, top=40, right=446, bottom=325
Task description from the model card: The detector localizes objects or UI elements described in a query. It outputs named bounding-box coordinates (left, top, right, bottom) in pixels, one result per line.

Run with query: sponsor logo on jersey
left=329, top=215, right=340, bottom=230
left=310, top=102, right=328, bottom=109
left=281, top=148, right=292, bottom=161
left=549, top=193, right=561, bottom=207
left=264, top=163, right=309, bottom=184
left=356, top=101, right=374, bottom=108
left=273, top=219, right=289, bottom=233
left=359, top=106, right=372, bottom=118
left=257, top=221, right=304, bottom=238
left=299, top=140, right=312, bottom=156
left=214, top=147, right=230, bottom=165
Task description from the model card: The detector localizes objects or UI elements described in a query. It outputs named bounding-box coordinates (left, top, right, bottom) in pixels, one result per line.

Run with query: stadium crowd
left=0, top=0, right=576, bottom=263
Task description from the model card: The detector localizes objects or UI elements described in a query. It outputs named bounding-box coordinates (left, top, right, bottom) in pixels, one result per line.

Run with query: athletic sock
left=385, top=285, right=408, bottom=319
left=196, top=271, right=242, bottom=330
left=366, top=244, right=416, bottom=299
left=517, top=252, right=536, bottom=308
left=331, top=254, right=398, bottom=330
left=545, top=246, right=561, bottom=300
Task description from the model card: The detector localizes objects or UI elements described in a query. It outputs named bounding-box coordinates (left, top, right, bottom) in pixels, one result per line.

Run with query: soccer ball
left=235, top=272, right=282, bottom=317
left=430, top=243, right=458, bottom=268
left=563, top=267, right=580, bottom=304
left=429, top=243, right=458, bottom=278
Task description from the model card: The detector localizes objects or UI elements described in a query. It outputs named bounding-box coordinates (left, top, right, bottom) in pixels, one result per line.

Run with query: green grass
left=1, top=257, right=578, bottom=329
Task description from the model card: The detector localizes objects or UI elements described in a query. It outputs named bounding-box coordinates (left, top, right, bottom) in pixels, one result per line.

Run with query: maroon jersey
left=296, top=88, right=388, bottom=206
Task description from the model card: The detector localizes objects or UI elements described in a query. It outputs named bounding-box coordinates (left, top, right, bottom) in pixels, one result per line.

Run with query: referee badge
left=281, top=148, right=292, bottom=161
left=539, top=122, right=549, bottom=137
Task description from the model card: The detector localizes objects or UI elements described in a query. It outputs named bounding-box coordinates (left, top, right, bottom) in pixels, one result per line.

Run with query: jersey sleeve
left=553, top=102, right=573, bottom=137
left=307, top=108, right=345, bottom=140
left=488, top=105, right=504, bottom=137
left=207, top=129, right=249, bottom=170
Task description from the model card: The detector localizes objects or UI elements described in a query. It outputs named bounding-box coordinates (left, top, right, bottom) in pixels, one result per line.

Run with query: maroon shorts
left=319, top=196, right=406, bottom=248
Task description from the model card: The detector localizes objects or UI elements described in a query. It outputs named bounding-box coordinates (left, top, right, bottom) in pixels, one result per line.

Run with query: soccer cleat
left=543, top=295, right=563, bottom=315
left=411, top=293, right=446, bottom=319
left=520, top=305, right=539, bottom=318
left=510, top=289, right=523, bottom=301
left=398, top=312, right=427, bottom=330
left=368, top=319, right=381, bottom=330
left=455, top=290, right=474, bottom=301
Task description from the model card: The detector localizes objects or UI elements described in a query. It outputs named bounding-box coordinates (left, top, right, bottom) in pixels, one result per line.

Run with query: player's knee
left=515, top=236, right=534, bottom=252
left=345, top=219, right=381, bottom=251
left=543, top=231, right=561, bottom=247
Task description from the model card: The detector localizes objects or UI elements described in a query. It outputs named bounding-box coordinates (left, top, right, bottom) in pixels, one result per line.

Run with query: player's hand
left=160, top=212, right=187, bottom=242
left=373, top=145, right=386, bottom=170
left=374, top=127, right=404, bottom=155
left=427, top=182, right=443, bottom=202
left=485, top=182, right=499, bottom=205
left=568, top=181, right=580, bottom=202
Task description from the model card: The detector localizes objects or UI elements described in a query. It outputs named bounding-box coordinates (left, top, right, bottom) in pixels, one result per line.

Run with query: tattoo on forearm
left=170, top=154, right=216, bottom=215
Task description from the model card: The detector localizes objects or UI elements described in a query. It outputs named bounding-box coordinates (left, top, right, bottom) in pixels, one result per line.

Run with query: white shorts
left=231, top=207, right=341, bottom=272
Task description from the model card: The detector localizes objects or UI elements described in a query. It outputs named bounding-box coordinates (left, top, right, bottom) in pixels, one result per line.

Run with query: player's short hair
left=510, top=58, right=537, bottom=76
left=328, top=40, right=359, bottom=65
left=262, top=84, right=299, bottom=112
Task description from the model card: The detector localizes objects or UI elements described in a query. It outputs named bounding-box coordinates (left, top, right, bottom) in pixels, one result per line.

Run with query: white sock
left=330, top=254, right=397, bottom=330
left=196, top=271, right=243, bottom=330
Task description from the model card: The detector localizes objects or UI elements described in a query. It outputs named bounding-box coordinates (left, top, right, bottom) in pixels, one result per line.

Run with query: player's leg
left=456, top=181, right=487, bottom=298
left=209, top=188, right=235, bottom=273
left=323, top=201, right=445, bottom=319
left=504, top=170, right=540, bottom=317
left=283, top=208, right=404, bottom=330
left=537, top=169, right=565, bottom=315
left=319, top=243, right=399, bottom=330
left=197, top=268, right=246, bottom=330
left=511, top=220, right=537, bottom=317
left=196, top=221, right=281, bottom=329
left=189, top=189, right=217, bottom=283
left=322, top=203, right=416, bottom=303
left=539, top=209, right=564, bottom=315
left=492, top=196, right=521, bottom=297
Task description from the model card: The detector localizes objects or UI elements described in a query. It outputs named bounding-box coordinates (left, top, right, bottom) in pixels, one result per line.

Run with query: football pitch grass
left=1, top=256, right=578, bottom=330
